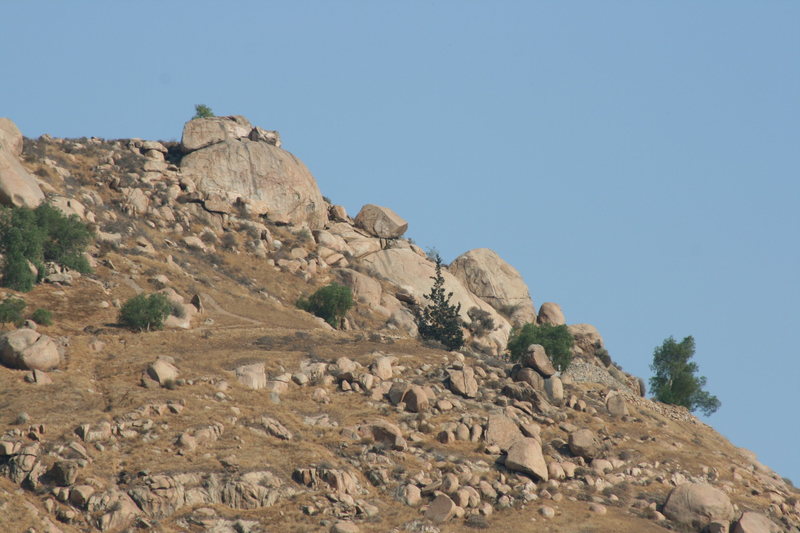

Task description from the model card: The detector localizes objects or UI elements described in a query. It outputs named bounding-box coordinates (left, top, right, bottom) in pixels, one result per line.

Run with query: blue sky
left=3, top=2, right=799, bottom=483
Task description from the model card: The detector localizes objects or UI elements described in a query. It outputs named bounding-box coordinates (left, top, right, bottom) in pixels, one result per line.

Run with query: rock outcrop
left=180, top=117, right=327, bottom=228
left=0, top=118, right=45, bottom=208
left=449, top=248, right=536, bottom=326
left=353, top=204, right=408, bottom=238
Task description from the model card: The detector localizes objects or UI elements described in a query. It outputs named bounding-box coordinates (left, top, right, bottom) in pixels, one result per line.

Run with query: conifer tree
left=414, top=255, right=464, bottom=351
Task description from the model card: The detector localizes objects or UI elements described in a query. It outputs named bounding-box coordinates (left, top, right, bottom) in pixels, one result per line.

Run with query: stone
left=568, top=324, right=605, bottom=357
left=0, top=329, right=61, bottom=371
left=512, top=366, right=544, bottom=390
left=539, top=506, right=555, bottom=518
left=589, top=503, right=607, bottom=514
left=235, top=363, right=267, bottom=390
left=359, top=420, right=407, bottom=451
left=335, top=268, right=382, bottom=307
left=731, top=511, right=783, bottom=533
left=403, top=484, right=421, bottom=506
left=181, top=115, right=253, bottom=152
left=371, top=355, right=395, bottom=380
left=504, top=438, right=549, bottom=481
left=522, top=344, right=555, bottom=377
left=606, top=393, right=629, bottom=417
left=484, top=414, right=523, bottom=452
left=537, top=302, right=566, bottom=326
left=425, top=494, right=457, bottom=523
left=404, top=385, right=429, bottom=413
left=69, top=485, right=95, bottom=509
left=248, top=127, right=281, bottom=147
left=663, top=483, right=735, bottom=530
left=147, top=358, right=179, bottom=386
left=568, top=429, right=600, bottom=460
left=330, top=521, right=360, bottom=533
left=181, top=138, right=327, bottom=229
left=544, top=376, right=564, bottom=405
left=447, top=366, right=479, bottom=398
left=354, top=204, right=408, bottom=238
left=0, top=118, right=45, bottom=208
left=449, top=248, right=536, bottom=326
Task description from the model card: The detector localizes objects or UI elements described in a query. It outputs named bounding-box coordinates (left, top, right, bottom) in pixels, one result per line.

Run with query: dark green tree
left=649, top=335, right=720, bottom=416
left=414, top=255, right=464, bottom=351
left=118, top=293, right=172, bottom=332
left=297, top=283, right=353, bottom=328
left=193, top=104, right=214, bottom=119
left=507, top=323, right=574, bottom=371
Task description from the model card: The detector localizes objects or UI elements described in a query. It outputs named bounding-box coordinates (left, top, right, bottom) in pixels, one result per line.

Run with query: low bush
left=507, top=323, right=574, bottom=371
left=466, top=307, right=495, bottom=337
left=193, top=104, right=214, bottom=119
left=119, top=293, right=172, bottom=331
left=297, top=283, right=353, bottom=328
left=30, top=308, right=53, bottom=326
left=0, top=297, right=26, bottom=325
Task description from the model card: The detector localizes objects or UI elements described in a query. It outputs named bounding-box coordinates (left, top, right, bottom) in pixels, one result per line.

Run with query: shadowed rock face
left=181, top=139, right=327, bottom=229
left=449, top=248, right=536, bottom=326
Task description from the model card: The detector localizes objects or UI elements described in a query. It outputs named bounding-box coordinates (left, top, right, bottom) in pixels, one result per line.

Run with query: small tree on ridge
left=649, top=335, right=720, bottom=416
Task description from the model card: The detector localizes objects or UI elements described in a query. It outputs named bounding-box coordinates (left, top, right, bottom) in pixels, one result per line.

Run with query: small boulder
left=354, top=204, right=408, bottom=238
left=504, top=438, right=549, bottom=481
left=404, top=385, right=429, bottom=413
left=663, top=483, right=735, bottom=530
left=606, top=393, right=629, bottom=417
left=447, top=366, right=479, bottom=398
left=544, top=376, right=564, bottom=405
left=235, top=363, right=267, bottom=390
left=0, top=329, right=61, bottom=371
left=537, top=302, right=566, bottom=326
left=485, top=414, right=523, bottom=452
left=568, top=429, right=600, bottom=460
left=731, top=511, right=783, bottom=533
left=425, top=494, right=457, bottom=523
left=522, top=344, right=555, bottom=377
left=147, top=358, right=179, bottom=386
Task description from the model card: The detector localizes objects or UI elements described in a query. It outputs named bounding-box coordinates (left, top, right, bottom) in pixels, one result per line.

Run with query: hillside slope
left=0, top=117, right=796, bottom=533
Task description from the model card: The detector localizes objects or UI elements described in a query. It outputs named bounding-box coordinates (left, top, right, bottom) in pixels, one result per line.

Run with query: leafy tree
left=649, top=335, right=720, bottom=416
left=297, top=283, right=353, bottom=328
left=414, top=255, right=464, bottom=351
left=119, top=293, right=172, bottom=332
left=193, top=104, right=215, bottom=119
left=507, top=323, right=574, bottom=371
left=0, top=203, right=93, bottom=291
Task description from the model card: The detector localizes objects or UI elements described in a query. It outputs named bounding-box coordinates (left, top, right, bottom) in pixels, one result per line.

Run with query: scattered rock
left=485, top=414, right=523, bottom=452
left=354, top=204, right=408, bottom=238
left=504, top=438, right=549, bottom=481
left=425, top=493, right=457, bottom=523
left=663, top=483, right=735, bottom=530
left=0, top=329, right=61, bottom=371
left=731, top=511, right=783, bottom=533
left=522, top=344, right=556, bottom=377
left=568, top=429, right=600, bottom=460
left=447, top=366, right=479, bottom=398
left=146, top=358, right=179, bottom=386
left=537, top=302, right=566, bottom=326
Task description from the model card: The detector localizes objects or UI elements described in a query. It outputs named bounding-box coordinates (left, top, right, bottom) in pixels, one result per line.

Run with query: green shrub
left=466, top=306, right=495, bottom=337
left=193, top=104, right=214, bottom=119
left=0, top=203, right=93, bottom=291
left=118, top=293, right=172, bottom=331
left=414, top=255, right=464, bottom=351
left=0, top=297, right=26, bottom=325
left=297, top=283, right=353, bottom=328
left=30, top=308, right=53, bottom=326
left=507, top=323, right=574, bottom=371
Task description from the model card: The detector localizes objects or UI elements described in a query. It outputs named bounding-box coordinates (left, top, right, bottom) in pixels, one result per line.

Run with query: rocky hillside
left=0, top=115, right=796, bottom=533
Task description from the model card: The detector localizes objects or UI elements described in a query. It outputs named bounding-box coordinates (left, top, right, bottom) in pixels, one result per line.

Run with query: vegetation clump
left=414, top=255, right=464, bottom=351
left=507, top=323, right=574, bottom=371
left=30, top=308, right=53, bottom=326
left=649, top=335, right=720, bottom=416
left=193, top=104, right=215, bottom=119
left=297, top=283, right=353, bottom=328
left=466, top=306, right=495, bottom=337
left=0, top=297, right=26, bottom=326
left=0, top=203, right=93, bottom=292
left=119, top=293, right=172, bottom=332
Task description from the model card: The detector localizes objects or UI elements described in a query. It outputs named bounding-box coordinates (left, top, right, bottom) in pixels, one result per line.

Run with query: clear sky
left=3, top=2, right=798, bottom=483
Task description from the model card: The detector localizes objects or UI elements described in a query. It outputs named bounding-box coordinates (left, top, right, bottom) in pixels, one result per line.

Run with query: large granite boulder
left=359, top=248, right=511, bottom=354
left=0, top=329, right=61, bottom=371
left=181, top=115, right=254, bottom=152
left=0, top=118, right=45, bottom=208
left=505, top=438, right=548, bottom=481
left=568, top=323, right=605, bottom=357
left=663, top=483, right=735, bottom=530
left=537, top=302, right=566, bottom=326
left=449, top=248, right=536, bottom=326
left=181, top=138, right=327, bottom=229
left=354, top=204, right=408, bottom=238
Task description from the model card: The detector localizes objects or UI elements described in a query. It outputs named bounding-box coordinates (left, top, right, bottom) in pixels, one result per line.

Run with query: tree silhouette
left=649, top=335, right=720, bottom=416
